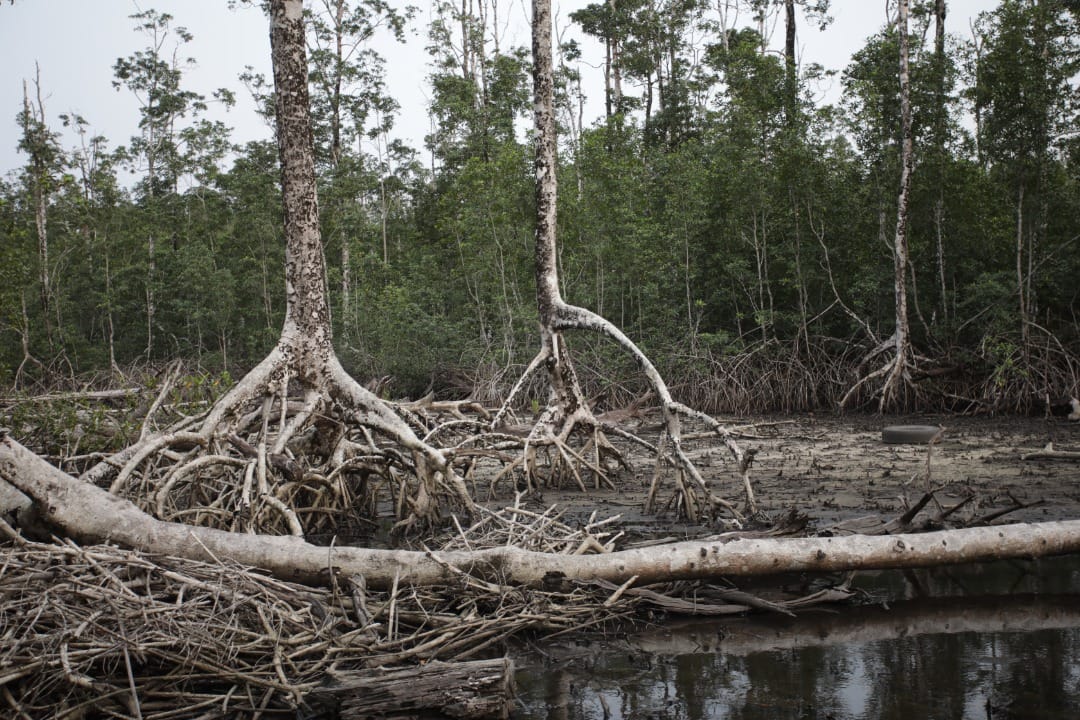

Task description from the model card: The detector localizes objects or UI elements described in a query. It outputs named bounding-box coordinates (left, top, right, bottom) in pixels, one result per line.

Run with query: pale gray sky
left=0, top=0, right=996, bottom=180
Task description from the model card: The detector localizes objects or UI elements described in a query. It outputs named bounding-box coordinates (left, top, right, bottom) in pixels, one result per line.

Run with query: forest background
left=1, top=0, right=1078, bottom=419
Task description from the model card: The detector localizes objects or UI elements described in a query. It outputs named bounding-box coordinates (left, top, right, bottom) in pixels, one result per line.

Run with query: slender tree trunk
left=1016, top=182, right=1030, bottom=353
left=331, top=0, right=344, bottom=167
left=784, top=0, right=797, bottom=127
left=21, top=71, right=54, bottom=345
left=330, top=0, right=352, bottom=310
left=376, top=128, right=390, bottom=264
left=603, top=37, right=614, bottom=119
left=145, top=109, right=157, bottom=360
left=103, top=238, right=119, bottom=374
left=933, top=0, right=948, bottom=323
left=882, top=0, right=916, bottom=410
left=609, top=0, right=623, bottom=112
left=460, top=0, right=472, bottom=82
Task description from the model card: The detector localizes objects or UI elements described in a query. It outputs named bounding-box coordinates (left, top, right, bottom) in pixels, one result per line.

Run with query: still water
left=512, top=555, right=1080, bottom=720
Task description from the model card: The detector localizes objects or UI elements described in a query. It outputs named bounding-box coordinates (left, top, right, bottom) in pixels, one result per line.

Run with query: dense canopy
left=2, top=0, right=1078, bottom=414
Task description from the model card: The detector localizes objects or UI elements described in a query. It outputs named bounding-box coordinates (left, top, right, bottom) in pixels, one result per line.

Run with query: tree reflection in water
left=513, top=556, right=1080, bottom=719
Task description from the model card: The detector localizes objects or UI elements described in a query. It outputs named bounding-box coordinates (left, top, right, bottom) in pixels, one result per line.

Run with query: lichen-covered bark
left=529, top=0, right=587, bottom=443
left=880, top=0, right=916, bottom=411
left=271, top=0, right=333, bottom=359
left=533, top=0, right=559, bottom=326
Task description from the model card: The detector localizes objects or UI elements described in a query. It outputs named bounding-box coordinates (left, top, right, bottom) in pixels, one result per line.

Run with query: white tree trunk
left=881, top=0, right=915, bottom=410
left=842, top=0, right=919, bottom=413
left=6, top=432, right=1077, bottom=591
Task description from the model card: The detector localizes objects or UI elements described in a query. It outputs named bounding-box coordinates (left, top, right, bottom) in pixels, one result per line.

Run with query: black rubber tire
left=882, top=425, right=944, bottom=444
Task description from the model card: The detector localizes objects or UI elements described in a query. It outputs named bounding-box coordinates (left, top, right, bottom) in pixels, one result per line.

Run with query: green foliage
left=1, top=1, right=1079, bottom=411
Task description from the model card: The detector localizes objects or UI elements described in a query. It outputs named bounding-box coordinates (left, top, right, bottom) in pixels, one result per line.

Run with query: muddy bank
left=527, top=414, right=1080, bottom=534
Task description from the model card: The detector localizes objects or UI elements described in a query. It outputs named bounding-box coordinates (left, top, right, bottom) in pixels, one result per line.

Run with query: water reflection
left=513, top=556, right=1080, bottom=720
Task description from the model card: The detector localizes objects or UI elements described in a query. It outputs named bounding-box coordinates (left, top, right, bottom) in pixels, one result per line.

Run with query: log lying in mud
left=1022, top=442, right=1080, bottom=461
left=307, top=658, right=514, bottom=719
left=3, top=431, right=1080, bottom=590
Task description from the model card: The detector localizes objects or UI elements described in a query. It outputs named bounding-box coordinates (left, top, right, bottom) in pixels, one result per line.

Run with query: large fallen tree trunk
left=3, top=431, right=1080, bottom=590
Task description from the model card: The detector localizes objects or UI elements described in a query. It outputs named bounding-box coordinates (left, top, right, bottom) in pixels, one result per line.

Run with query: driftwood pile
left=0, top=497, right=848, bottom=719
left=0, top=507, right=610, bottom=718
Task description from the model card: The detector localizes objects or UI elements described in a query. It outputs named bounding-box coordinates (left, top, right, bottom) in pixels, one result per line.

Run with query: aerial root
left=515, top=402, right=632, bottom=495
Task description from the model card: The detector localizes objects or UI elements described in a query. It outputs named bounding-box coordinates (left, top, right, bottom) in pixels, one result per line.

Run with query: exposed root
left=521, top=401, right=626, bottom=494
left=83, top=342, right=477, bottom=537
left=490, top=302, right=759, bottom=525
left=839, top=330, right=932, bottom=413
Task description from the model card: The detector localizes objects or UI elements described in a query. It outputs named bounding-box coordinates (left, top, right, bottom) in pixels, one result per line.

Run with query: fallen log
left=307, top=658, right=514, bottom=719
left=1021, top=441, right=1080, bottom=461
left=3, top=430, right=1080, bottom=590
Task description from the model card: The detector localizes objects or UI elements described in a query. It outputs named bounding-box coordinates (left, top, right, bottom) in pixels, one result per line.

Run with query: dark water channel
left=512, top=555, right=1080, bottom=720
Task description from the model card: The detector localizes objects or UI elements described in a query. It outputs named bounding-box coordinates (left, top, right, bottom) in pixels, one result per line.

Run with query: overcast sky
left=0, top=0, right=996, bottom=180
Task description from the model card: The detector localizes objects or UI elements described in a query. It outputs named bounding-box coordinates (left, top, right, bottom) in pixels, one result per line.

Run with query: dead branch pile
left=0, top=497, right=854, bottom=718
left=0, top=535, right=606, bottom=718
left=0, top=507, right=607, bottom=718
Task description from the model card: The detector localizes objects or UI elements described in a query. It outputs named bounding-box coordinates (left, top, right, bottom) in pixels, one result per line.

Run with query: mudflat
left=521, top=414, right=1080, bottom=536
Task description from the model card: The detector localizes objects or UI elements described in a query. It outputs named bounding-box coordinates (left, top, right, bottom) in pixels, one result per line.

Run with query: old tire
left=882, top=425, right=944, bottom=444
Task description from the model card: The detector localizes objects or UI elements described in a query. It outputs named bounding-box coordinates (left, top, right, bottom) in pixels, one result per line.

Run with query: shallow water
left=512, top=555, right=1080, bottom=720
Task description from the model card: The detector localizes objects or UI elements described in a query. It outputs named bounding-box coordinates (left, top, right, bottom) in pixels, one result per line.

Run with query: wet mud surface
left=527, top=414, right=1080, bottom=535
left=507, top=414, right=1080, bottom=720
left=506, top=415, right=1080, bottom=720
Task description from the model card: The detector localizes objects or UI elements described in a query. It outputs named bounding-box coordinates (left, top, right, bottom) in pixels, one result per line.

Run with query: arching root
left=490, top=302, right=760, bottom=524
left=85, top=342, right=477, bottom=536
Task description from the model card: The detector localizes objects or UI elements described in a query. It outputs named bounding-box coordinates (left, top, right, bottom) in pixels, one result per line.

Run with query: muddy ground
left=519, top=414, right=1080, bottom=538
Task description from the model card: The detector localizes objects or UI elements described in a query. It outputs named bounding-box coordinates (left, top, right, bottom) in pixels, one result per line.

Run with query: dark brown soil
left=526, top=414, right=1080, bottom=537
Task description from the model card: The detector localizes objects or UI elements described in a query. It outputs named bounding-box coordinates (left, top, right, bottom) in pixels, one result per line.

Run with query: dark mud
left=529, top=414, right=1080, bottom=535
left=505, top=414, right=1080, bottom=720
